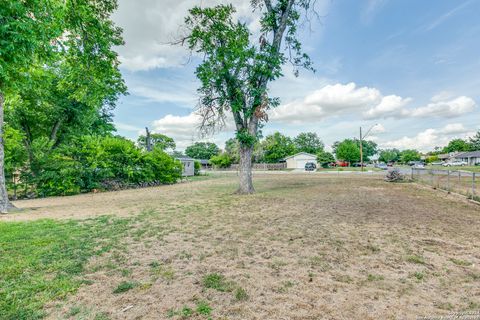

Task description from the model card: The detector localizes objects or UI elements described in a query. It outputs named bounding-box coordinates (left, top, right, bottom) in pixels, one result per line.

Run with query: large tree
left=378, top=149, right=400, bottom=163
left=137, top=133, right=176, bottom=151
left=185, top=142, right=220, bottom=159
left=294, top=132, right=324, bottom=154
left=469, top=131, right=480, bottom=151
left=262, top=132, right=295, bottom=163
left=0, top=0, right=125, bottom=212
left=335, top=139, right=360, bottom=164
left=400, top=149, right=421, bottom=163
left=182, top=1, right=314, bottom=193
left=443, top=138, right=470, bottom=153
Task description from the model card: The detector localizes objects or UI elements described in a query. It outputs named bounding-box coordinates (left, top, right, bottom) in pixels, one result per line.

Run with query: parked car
left=408, top=161, right=425, bottom=167
left=305, top=162, right=317, bottom=171
left=442, top=160, right=467, bottom=167
left=352, top=163, right=366, bottom=167
left=430, top=161, right=444, bottom=166
left=375, top=163, right=388, bottom=170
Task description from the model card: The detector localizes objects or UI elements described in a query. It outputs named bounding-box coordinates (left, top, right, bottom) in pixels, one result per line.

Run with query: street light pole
left=360, top=127, right=363, bottom=172
left=359, top=124, right=378, bottom=172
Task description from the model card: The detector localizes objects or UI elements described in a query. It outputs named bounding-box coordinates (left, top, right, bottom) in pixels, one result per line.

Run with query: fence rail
left=228, top=163, right=287, bottom=171
left=411, top=168, right=478, bottom=201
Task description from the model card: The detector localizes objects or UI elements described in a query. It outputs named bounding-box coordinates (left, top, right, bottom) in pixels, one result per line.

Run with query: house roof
left=437, top=152, right=459, bottom=159
left=282, top=152, right=317, bottom=160
left=455, top=151, right=480, bottom=158
left=176, top=157, right=195, bottom=161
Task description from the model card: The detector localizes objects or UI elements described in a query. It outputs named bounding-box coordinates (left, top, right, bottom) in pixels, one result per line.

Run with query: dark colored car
left=305, top=162, right=317, bottom=171
left=352, top=163, right=366, bottom=167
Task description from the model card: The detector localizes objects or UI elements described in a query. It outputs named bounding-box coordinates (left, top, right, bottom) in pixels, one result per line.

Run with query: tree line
left=181, top=129, right=480, bottom=168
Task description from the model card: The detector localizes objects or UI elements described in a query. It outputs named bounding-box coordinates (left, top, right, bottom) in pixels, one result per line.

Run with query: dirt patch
left=10, top=174, right=480, bottom=319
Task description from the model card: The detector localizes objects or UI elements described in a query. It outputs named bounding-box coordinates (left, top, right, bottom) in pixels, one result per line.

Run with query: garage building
left=283, top=152, right=318, bottom=169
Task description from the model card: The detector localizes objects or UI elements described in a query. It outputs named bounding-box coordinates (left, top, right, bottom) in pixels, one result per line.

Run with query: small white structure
left=176, top=157, right=195, bottom=176
left=283, top=152, right=317, bottom=169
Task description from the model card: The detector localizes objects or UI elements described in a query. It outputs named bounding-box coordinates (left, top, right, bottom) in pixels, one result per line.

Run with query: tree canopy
left=185, top=142, right=220, bottom=159
left=378, top=149, right=400, bottom=163
left=182, top=1, right=315, bottom=193
left=335, top=139, right=360, bottom=163
left=442, top=138, right=471, bottom=153
left=137, top=133, right=176, bottom=151
left=294, top=132, right=324, bottom=154
left=262, top=132, right=295, bottom=163
left=400, top=149, right=421, bottom=163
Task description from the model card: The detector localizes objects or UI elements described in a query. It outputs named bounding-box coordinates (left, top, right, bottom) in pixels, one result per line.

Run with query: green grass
left=0, top=216, right=129, bottom=320
left=406, top=254, right=426, bottom=265
left=202, top=273, right=234, bottom=292
left=318, top=167, right=382, bottom=172
left=112, top=281, right=137, bottom=294
left=420, top=165, right=480, bottom=173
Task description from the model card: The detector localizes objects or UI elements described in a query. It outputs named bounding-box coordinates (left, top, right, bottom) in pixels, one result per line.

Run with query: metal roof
left=455, top=151, right=480, bottom=158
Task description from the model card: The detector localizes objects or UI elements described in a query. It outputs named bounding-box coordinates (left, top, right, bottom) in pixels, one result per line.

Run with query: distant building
left=176, top=157, right=195, bottom=176
left=198, top=159, right=212, bottom=170
left=437, top=152, right=460, bottom=162
left=455, top=151, right=480, bottom=166
left=283, top=152, right=317, bottom=169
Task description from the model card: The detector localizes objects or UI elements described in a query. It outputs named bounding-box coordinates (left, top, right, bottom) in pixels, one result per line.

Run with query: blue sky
left=112, top=0, right=480, bottom=152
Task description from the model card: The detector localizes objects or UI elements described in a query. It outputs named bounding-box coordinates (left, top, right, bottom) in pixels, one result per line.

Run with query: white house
left=455, top=151, right=480, bottom=166
left=283, top=152, right=317, bottom=169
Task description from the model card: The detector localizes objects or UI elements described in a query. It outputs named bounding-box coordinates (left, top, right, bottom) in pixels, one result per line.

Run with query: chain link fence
left=411, top=168, right=479, bottom=201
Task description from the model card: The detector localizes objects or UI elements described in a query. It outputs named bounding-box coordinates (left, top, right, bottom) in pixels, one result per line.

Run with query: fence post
left=447, top=170, right=450, bottom=192
left=473, top=173, right=476, bottom=198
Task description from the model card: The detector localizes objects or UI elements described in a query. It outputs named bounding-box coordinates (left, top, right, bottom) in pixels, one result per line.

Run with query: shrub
left=194, top=160, right=201, bottom=175
left=209, top=153, right=232, bottom=168
left=30, top=136, right=182, bottom=196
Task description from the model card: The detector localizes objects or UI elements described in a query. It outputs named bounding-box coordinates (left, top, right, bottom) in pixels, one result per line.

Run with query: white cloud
left=270, top=82, right=476, bottom=123
left=363, top=95, right=411, bottom=119
left=113, top=0, right=331, bottom=71
left=130, top=85, right=196, bottom=106
left=440, top=123, right=469, bottom=135
left=380, top=123, right=472, bottom=152
left=113, top=0, right=262, bottom=71
left=409, top=96, right=476, bottom=118
left=270, top=82, right=382, bottom=123
left=151, top=112, right=235, bottom=150
left=151, top=113, right=202, bottom=148
left=114, top=122, right=142, bottom=132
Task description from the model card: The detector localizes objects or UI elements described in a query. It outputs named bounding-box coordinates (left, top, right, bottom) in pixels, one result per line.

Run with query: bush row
left=9, top=136, right=182, bottom=197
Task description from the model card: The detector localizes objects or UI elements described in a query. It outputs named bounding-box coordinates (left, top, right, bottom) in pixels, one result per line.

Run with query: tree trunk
left=237, top=144, right=255, bottom=194
left=0, top=92, right=11, bottom=213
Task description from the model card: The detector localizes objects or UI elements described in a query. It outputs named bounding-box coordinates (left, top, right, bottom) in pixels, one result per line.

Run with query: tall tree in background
left=294, top=132, right=324, bottom=154
left=335, top=139, right=360, bottom=164
left=442, top=138, right=470, bottom=153
left=378, top=149, right=400, bottom=163
left=0, top=0, right=125, bottom=212
left=137, top=133, right=176, bottom=151
left=469, top=131, right=480, bottom=151
left=262, top=132, right=295, bottom=163
left=185, top=142, right=220, bottom=159
left=182, top=1, right=315, bottom=193
left=400, top=149, right=421, bottom=163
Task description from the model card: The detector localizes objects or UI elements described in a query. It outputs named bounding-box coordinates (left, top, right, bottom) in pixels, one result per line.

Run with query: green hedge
left=14, top=136, right=182, bottom=197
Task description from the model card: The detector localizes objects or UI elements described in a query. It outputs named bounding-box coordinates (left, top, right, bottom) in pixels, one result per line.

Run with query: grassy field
left=1, top=174, right=479, bottom=319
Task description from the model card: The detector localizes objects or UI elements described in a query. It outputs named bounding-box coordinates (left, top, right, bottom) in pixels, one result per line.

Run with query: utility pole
left=359, top=124, right=379, bottom=172
left=145, top=127, right=152, bottom=152
left=360, top=127, right=363, bottom=172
